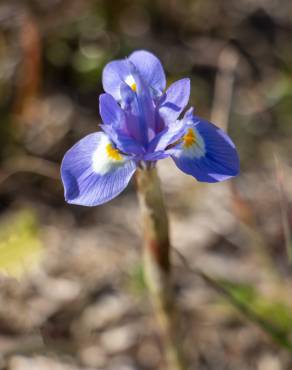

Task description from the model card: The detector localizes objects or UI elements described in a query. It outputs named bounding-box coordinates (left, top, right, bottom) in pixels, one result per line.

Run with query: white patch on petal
left=92, top=135, right=126, bottom=175
left=125, top=75, right=135, bottom=86
left=125, top=75, right=137, bottom=91
left=176, top=127, right=206, bottom=159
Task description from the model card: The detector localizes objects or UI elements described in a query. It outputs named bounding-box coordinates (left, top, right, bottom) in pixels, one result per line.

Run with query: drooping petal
left=129, top=50, right=166, bottom=94
left=61, top=132, right=136, bottom=206
left=102, top=59, right=131, bottom=101
left=170, top=117, right=239, bottom=182
left=158, top=78, right=190, bottom=126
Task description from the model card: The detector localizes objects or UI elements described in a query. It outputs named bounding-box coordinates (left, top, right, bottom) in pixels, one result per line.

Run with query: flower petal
left=148, top=120, right=185, bottom=153
left=99, top=93, right=126, bottom=128
left=100, top=123, right=145, bottom=157
left=99, top=93, right=145, bottom=156
left=129, top=50, right=166, bottom=94
left=143, top=150, right=170, bottom=161
left=170, top=117, right=239, bottom=182
left=118, top=64, right=156, bottom=146
left=119, top=83, right=143, bottom=143
left=61, top=132, right=136, bottom=206
left=102, top=59, right=131, bottom=101
left=130, top=63, right=156, bottom=139
left=158, top=78, right=190, bottom=125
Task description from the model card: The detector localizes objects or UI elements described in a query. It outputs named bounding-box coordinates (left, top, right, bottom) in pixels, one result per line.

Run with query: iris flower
left=61, top=50, right=239, bottom=206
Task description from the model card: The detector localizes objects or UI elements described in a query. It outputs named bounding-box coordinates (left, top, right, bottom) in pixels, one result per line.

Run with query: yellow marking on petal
left=106, top=143, right=123, bottom=161
left=183, top=128, right=197, bottom=148
left=131, top=83, right=137, bottom=92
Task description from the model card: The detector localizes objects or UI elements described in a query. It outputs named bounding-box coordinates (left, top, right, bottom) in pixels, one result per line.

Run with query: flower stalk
left=136, top=167, right=188, bottom=370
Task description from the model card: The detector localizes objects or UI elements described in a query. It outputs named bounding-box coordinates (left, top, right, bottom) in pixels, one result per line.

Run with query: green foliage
left=126, top=261, right=147, bottom=296
left=219, top=279, right=292, bottom=351
left=0, top=209, right=43, bottom=277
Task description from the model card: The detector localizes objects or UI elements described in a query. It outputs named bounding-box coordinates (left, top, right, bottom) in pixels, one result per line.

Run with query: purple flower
left=61, top=50, right=239, bottom=206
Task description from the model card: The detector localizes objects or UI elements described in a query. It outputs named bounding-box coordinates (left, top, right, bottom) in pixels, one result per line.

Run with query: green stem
left=136, top=167, right=188, bottom=370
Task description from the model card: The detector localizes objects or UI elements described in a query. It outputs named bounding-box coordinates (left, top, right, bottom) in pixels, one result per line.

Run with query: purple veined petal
left=119, top=82, right=147, bottom=145
left=119, top=63, right=156, bottom=146
left=99, top=93, right=144, bottom=155
left=99, top=93, right=126, bottom=129
left=184, top=106, right=194, bottom=121
left=99, top=85, right=148, bottom=154
left=129, top=50, right=166, bottom=94
left=170, top=117, right=239, bottom=182
left=61, top=132, right=137, bottom=206
left=143, top=150, right=170, bottom=161
left=158, top=78, right=190, bottom=126
left=100, top=124, right=145, bottom=157
left=130, top=63, right=156, bottom=139
left=120, top=82, right=136, bottom=109
left=121, top=84, right=146, bottom=146
left=147, top=120, right=185, bottom=153
left=102, top=59, right=131, bottom=101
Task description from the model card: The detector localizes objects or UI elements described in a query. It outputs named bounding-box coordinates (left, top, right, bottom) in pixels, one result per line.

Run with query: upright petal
left=99, top=92, right=145, bottom=156
left=102, top=59, right=131, bottom=101
left=120, top=84, right=144, bottom=144
left=118, top=64, right=156, bottom=147
left=158, top=78, right=190, bottom=126
left=61, top=132, right=136, bottom=206
left=99, top=93, right=126, bottom=129
left=170, top=117, right=239, bottom=182
left=130, top=63, right=156, bottom=140
left=129, top=50, right=166, bottom=94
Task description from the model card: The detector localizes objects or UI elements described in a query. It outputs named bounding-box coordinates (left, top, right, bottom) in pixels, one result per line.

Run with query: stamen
left=131, top=83, right=137, bottom=92
left=183, top=128, right=196, bottom=148
left=106, top=143, right=123, bottom=161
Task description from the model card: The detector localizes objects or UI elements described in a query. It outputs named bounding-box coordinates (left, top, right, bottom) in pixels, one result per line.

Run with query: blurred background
left=0, top=0, right=292, bottom=369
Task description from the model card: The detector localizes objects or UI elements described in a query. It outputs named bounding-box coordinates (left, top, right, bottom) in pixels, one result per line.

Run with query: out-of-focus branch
left=0, top=155, right=60, bottom=185
left=13, top=12, right=42, bottom=120
left=274, top=152, right=292, bottom=262
left=210, top=45, right=239, bottom=131
left=211, top=45, right=278, bottom=273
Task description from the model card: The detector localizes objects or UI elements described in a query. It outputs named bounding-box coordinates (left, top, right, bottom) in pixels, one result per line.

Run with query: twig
left=211, top=45, right=279, bottom=275
left=13, top=12, right=42, bottom=118
left=0, top=155, right=60, bottom=185
left=210, top=45, right=239, bottom=131
left=274, top=152, right=292, bottom=262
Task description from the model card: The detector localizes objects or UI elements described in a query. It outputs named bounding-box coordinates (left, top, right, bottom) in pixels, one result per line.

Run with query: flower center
left=183, top=128, right=196, bottom=148
left=130, top=83, right=137, bottom=92
left=106, top=143, right=123, bottom=161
